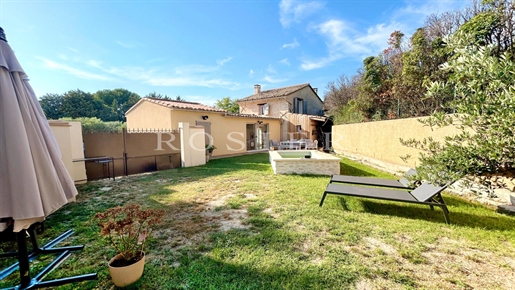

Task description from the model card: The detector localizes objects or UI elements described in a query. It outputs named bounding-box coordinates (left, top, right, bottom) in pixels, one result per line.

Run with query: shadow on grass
left=139, top=208, right=365, bottom=290
left=334, top=195, right=515, bottom=231
left=339, top=161, right=380, bottom=177
left=27, top=195, right=366, bottom=289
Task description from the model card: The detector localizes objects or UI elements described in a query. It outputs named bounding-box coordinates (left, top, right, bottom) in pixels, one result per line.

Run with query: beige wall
left=127, top=101, right=172, bottom=129
left=238, top=86, right=324, bottom=117
left=49, top=120, right=87, bottom=184
left=332, top=117, right=460, bottom=168
left=126, top=101, right=281, bottom=157
left=238, top=98, right=289, bottom=117
left=170, top=111, right=281, bottom=156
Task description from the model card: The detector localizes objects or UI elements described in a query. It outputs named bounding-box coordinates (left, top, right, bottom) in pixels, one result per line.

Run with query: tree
left=459, top=0, right=515, bottom=57
left=60, top=89, right=105, bottom=119
left=145, top=92, right=185, bottom=101
left=395, top=28, right=453, bottom=117
left=39, top=93, right=64, bottom=120
left=215, top=97, right=239, bottom=113
left=323, top=74, right=363, bottom=124
left=94, top=89, right=140, bottom=121
left=401, top=31, right=515, bottom=189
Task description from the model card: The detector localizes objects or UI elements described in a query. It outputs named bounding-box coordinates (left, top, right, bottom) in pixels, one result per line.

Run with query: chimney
left=254, top=84, right=261, bottom=94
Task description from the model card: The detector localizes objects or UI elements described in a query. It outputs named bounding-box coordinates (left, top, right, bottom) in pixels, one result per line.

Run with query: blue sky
left=0, top=0, right=466, bottom=105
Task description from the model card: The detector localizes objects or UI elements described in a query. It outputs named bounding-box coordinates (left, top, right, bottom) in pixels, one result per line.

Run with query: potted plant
left=95, top=204, right=165, bottom=287
left=205, top=144, right=217, bottom=162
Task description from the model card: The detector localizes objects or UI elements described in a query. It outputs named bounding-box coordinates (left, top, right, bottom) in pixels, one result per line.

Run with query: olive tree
left=401, top=31, right=515, bottom=189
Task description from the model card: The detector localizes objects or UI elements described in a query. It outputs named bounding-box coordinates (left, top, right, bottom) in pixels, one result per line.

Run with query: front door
left=256, top=123, right=269, bottom=150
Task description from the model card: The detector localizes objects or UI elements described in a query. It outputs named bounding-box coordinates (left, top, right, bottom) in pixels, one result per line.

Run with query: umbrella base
left=0, top=223, right=97, bottom=289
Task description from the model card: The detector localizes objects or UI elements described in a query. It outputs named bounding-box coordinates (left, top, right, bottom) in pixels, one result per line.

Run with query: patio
left=1, top=153, right=515, bottom=289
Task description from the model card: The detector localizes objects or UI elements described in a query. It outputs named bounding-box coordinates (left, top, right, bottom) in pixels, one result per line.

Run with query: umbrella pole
left=16, top=230, right=32, bottom=288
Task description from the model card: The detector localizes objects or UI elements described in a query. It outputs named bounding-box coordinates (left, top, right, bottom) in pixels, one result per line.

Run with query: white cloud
left=115, top=41, right=137, bottom=48
left=398, top=0, right=467, bottom=19
left=281, top=38, right=299, bottom=50
left=300, top=19, right=406, bottom=70
left=279, top=0, right=325, bottom=28
left=263, top=75, right=288, bottom=84
left=66, top=47, right=79, bottom=53
left=39, top=54, right=242, bottom=90
left=249, top=69, right=254, bottom=77
left=297, top=0, right=465, bottom=70
left=39, top=57, right=113, bottom=81
left=267, top=64, right=277, bottom=74
left=217, top=56, right=233, bottom=66
left=280, top=58, right=290, bottom=66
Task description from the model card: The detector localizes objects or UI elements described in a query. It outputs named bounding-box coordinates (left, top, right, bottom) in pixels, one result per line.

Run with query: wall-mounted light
left=201, top=115, right=209, bottom=120
left=257, top=120, right=263, bottom=124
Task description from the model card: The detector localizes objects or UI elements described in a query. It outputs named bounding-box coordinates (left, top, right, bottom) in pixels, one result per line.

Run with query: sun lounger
left=330, top=168, right=417, bottom=189
left=319, top=182, right=450, bottom=223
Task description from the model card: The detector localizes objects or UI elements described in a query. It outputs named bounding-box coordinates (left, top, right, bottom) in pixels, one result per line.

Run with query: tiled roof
left=144, top=97, right=227, bottom=112
left=223, top=113, right=281, bottom=120
left=237, top=83, right=311, bottom=102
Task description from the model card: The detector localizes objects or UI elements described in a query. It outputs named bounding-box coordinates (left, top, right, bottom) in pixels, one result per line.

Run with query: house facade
left=126, top=98, right=282, bottom=157
left=237, top=83, right=329, bottom=143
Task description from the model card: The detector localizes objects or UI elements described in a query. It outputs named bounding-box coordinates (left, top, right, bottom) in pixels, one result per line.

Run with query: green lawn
left=1, top=153, right=515, bottom=289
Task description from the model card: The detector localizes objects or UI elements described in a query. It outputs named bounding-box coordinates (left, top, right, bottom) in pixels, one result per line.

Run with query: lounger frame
left=320, top=182, right=450, bottom=223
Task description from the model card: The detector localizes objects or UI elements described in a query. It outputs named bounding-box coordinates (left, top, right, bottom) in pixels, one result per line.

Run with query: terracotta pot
left=108, top=252, right=145, bottom=287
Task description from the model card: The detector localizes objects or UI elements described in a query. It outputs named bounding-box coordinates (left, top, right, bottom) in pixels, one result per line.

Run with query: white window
left=258, top=103, right=269, bottom=115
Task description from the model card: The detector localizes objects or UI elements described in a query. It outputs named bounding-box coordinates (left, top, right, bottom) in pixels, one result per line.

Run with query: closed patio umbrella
left=0, top=27, right=77, bottom=232
left=0, top=27, right=96, bottom=288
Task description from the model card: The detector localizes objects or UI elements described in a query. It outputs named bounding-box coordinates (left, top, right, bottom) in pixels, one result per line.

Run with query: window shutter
left=303, top=100, right=307, bottom=115
left=293, top=97, right=298, bottom=113
left=263, top=103, right=269, bottom=116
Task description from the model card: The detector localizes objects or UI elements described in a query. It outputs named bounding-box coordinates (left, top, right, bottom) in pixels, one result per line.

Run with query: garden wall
left=82, top=129, right=181, bottom=180
left=331, top=116, right=460, bottom=171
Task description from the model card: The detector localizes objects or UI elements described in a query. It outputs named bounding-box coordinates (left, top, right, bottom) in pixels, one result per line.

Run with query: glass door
left=256, top=123, right=269, bottom=150
left=246, top=124, right=255, bottom=151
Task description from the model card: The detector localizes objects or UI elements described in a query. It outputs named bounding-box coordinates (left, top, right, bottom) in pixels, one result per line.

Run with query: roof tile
left=237, top=83, right=311, bottom=102
left=146, top=98, right=227, bottom=112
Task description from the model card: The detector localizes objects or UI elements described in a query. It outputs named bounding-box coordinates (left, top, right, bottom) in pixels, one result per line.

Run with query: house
left=237, top=83, right=330, bottom=144
left=126, top=98, right=282, bottom=157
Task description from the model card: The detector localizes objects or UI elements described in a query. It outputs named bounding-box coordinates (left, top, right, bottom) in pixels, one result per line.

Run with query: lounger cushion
left=325, top=183, right=418, bottom=202
left=330, top=176, right=407, bottom=188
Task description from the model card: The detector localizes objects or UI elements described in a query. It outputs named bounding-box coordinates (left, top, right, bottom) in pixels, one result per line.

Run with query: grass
left=1, top=153, right=515, bottom=289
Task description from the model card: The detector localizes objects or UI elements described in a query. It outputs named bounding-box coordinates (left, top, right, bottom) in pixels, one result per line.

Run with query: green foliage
left=39, top=93, right=64, bottom=120
left=459, top=11, right=499, bottom=47
left=94, top=88, right=141, bottom=122
left=404, top=31, right=515, bottom=186
left=146, top=92, right=184, bottom=101
left=331, top=101, right=365, bottom=124
left=60, top=89, right=105, bottom=119
left=215, top=97, right=239, bottom=113
left=39, top=88, right=141, bottom=122
left=60, top=117, right=126, bottom=133
left=323, top=74, right=364, bottom=124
